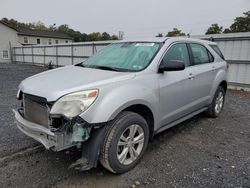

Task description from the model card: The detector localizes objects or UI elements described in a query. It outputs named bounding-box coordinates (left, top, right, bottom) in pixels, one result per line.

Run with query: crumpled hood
left=19, top=65, right=135, bottom=101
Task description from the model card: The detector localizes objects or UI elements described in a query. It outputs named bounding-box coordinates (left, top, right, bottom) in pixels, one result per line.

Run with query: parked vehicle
left=14, top=37, right=227, bottom=173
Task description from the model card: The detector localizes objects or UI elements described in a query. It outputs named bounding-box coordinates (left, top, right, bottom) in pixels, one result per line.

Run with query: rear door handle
left=212, top=66, right=216, bottom=72
left=188, top=73, right=195, bottom=80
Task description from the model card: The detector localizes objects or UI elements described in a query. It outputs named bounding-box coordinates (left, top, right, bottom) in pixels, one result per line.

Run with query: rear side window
left=190, top=43, right=214, bottom=65
left=210, top=45, right=225, bottom=60
left=163, top=43, right=190, bottom=67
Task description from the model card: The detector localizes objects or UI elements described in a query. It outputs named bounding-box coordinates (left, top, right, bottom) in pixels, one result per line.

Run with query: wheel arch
left=219, top=80, right=227, bottom=93
left=209, top=68, right=227, bottom=103
left=121, top=104, right=155, bottom=139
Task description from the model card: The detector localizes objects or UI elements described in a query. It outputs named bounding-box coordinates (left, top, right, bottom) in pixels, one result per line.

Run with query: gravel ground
left=0, top=63, right=45, bottom=158
left=0, top=63, right=249, bottom=188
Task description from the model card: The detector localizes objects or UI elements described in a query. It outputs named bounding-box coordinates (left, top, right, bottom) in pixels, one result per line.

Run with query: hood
left=19, top=65, right=135, bottom=101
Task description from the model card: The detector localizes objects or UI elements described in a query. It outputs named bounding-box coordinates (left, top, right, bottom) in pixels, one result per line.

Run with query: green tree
left=101, top=32, right=111, bottom=40
left=81, top=33, right=90, bottom=41
left=205, top=24, right=223, bottom=34
left=57, top=24, right=119, bottom=42
left=88, top=32, right=102, bottom=41
left=166, top=28, right=185, bottom=37
left=223, top=28, right=231, bottom=33
left=224, top=10, right=250, bottom=33
left=1, top=18, right=49, bottom=30
left=111, top=35, right=119, bottom=40
left=57, top=24, right=70, bottom=33
left=1, top=18, right=31, bottom=29
left=156, top=33, right=163, bottom=37
left=31, top=21, right=48, bottom=30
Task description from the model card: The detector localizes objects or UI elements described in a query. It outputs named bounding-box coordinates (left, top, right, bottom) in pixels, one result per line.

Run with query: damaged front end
left=14, top=92, right=106, bottom=170
left=49, top=115, right=92, bottom=151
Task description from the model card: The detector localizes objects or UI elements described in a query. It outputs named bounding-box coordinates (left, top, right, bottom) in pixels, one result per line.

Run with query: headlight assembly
left=50, top=89, right=98, bottom=119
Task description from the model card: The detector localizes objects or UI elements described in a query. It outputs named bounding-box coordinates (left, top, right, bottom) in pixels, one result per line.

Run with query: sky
left=0, top=0, right=249, bottom=38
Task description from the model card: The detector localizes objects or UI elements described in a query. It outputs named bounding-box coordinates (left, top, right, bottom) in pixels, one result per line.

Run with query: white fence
left=12, top=38, right=250, bottom=91
left=12, top=41, right=112, bottom=66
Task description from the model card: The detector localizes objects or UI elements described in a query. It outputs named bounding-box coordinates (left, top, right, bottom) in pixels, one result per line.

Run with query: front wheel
left=99, top=111, right=149, bottom=174
left=206, top=86, right=225, bottom=118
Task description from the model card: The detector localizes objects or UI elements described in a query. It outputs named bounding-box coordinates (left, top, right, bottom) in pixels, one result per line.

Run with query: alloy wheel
left=215, top=91, right=224, bottom=114
left=116, top=124, right=145, bottom=165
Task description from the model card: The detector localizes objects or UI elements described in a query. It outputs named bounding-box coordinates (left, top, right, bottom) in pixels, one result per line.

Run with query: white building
left=0, top=21, right=72, bottom=63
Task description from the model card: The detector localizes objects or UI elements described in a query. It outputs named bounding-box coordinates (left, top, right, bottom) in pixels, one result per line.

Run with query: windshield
left=79, top=42, right=161, bottom=72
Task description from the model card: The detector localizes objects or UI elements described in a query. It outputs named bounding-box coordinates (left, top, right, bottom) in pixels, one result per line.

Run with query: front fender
left=79, top=81, right=159, bottom=124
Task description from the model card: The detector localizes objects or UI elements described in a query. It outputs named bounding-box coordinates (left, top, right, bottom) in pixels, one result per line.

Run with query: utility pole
left=118, top=31, right=124, bottom=40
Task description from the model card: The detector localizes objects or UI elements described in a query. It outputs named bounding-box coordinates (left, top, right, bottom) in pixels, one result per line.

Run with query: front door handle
left=188, top=73, right=195, bottom=80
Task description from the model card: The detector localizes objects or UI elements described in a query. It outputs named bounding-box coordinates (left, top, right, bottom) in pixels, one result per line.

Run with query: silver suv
left=14, top=37, right=227, bottom=173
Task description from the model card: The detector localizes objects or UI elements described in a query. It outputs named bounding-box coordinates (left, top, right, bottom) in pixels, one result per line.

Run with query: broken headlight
left=50, top=89, right=98, bottom=119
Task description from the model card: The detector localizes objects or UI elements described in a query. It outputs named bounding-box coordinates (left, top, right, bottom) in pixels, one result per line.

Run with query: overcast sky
left=0, top=0, right=249, bottom=38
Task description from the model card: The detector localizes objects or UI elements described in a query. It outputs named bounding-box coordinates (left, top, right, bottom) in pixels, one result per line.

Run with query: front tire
left=206, top=86, right=225, bottom=118
left=99, top=111, right=149, bottom=174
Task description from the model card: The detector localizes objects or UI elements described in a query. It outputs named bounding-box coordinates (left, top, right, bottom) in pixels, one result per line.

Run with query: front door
left=158, top=43, right=197, bottom=127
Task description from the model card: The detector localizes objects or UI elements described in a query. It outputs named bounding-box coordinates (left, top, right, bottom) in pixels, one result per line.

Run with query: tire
left=206, top=86, right=225, bottom=118
left=99, top=111, right=149, bottom=174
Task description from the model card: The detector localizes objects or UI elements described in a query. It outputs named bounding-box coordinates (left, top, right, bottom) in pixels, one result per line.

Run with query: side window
left=190, top=43, right=213, bottom=65
left=210, top=45, right=225, bottom=60
left=162, top=43, right=190, bottom=66
left=24, top=37, right=28, bottom=44
left=2, top=50, right=9, bottom=59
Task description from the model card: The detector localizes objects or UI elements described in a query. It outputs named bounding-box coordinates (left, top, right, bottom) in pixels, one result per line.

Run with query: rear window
left=210, top=45, right=225, bottom=60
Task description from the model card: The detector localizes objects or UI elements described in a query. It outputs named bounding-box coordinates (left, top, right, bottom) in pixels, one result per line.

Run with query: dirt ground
left=0, top=63, right=249, bottom=188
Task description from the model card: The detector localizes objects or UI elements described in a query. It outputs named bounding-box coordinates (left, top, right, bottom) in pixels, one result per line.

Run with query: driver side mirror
left=158, top=60, right=185, bottom=73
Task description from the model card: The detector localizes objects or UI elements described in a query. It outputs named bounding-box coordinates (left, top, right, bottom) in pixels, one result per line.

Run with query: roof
left=118, top=37, right=216, bottom=45
left=193, top=32, right=250, bottom=41
left=17, top=28, right=72, bottom=39
left=0, top=21, right=18, bottom=31
left=181, top=37, right=217, bottom=45
left=0, top=21, right=72, bottom=40
left=121, top=37, right=169, bottom=43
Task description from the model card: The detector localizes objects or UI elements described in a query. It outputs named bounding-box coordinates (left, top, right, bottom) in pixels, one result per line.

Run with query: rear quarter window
left=210, top=45, right=225, bottom=60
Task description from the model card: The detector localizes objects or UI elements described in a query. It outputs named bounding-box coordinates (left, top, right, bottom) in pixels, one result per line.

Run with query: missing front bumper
left=13, top=109, right=76, bottom=151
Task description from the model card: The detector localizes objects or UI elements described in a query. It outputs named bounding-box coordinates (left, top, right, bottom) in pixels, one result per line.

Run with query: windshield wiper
left=75, top=63, right=87, bottom=67
left=92, top=65, right=129, bottom=72
left=76, top=64, right=130, bottom=72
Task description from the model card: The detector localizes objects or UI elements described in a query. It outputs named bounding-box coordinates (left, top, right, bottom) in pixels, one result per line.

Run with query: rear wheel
left=206, top=86, right=225, bottom=118
left=99, top=111, right=149, bottom=174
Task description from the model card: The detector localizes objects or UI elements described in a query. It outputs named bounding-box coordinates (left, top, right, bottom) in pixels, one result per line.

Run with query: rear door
left=187, top=43, right=216, bottom=108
